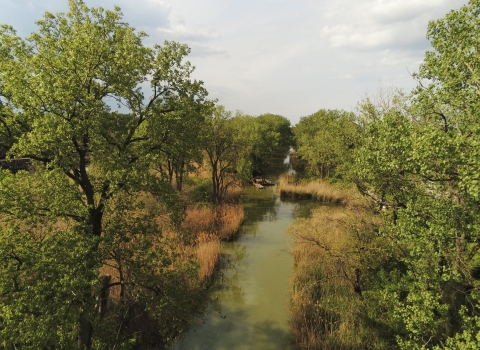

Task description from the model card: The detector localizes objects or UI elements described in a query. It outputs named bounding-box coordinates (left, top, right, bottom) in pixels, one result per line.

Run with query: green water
left=172, top=182, right=318, bottom=350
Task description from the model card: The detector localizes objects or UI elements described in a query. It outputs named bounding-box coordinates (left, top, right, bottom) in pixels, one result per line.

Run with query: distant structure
left=0, top=150, right=31, bottom=172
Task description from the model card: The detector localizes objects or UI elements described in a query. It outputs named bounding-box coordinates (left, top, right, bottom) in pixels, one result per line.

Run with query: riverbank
left=181, top=202, right=245, bottom=282
left=277, top=174, right=353, bottom=203
left=287, top=181, right=398, bottom=349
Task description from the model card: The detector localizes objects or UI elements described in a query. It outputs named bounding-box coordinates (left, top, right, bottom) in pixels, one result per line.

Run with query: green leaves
left=351, top=2, right=480, bottom=348
left=294, top=109, right=360, bottom=179
left=0, top=1, right=211, bottom=348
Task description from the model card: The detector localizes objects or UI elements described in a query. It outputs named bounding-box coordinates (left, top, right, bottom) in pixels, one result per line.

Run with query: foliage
left=293, top=109, right=360, bottom=179
left=351, top=1, right=480, bottom=348
left=202, top=105, right=240, bottom=204
left=255, top=113, right=293, bottom=158
left=289, top=198, right=399, bottom=349
left=0, top=1, right=210, bottom=348
left=155, top=107, right=208, bottom=192
left=202, top=107, right=290, bottom=203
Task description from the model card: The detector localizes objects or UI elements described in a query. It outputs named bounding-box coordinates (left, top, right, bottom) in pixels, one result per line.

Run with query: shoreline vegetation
left=95, top=183, right=246, bottom=348
left=286, top=179, right=396, bottom=349
left=277, top=174, right=353, bottom=204
left=182, top=199, right=245, bottom=283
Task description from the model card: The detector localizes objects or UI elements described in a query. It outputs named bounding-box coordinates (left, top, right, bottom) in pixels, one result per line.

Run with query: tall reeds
left=277, top=174, right=353, bottom=203
left=182, top=203, right=245, bottom=242
left=216, top=204, right=245, bottom=241
left=195, top=233, right=220, bottom=282
left=289, top=186, right=396, bottom=349
left=180, top=203, right=245, bottom=283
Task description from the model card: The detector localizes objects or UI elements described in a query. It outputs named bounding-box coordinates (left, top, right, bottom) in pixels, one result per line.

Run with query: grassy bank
left=289, top=183, right=398, bottom=349
left=182, top=202, right=245, bottom=282
left=277, top=174, right=354, bottom=203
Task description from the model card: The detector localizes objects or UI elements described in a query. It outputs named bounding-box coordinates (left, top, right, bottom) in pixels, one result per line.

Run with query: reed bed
left=182, top=203, right=245, bottom=241
left=289, top=196, right=395, bottom=349
left=224, top=186, right=243, bottom=203
left=182, top=205, right=216, bottom=235
left=178, top=203, right=244, bottom=283
left=195, top=232, right=220, bottom=282
left=216, top=204, right=245, bottom=241
left=277, top=174, right=353, bottom=204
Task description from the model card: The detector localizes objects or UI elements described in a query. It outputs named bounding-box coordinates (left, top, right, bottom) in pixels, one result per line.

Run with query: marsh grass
left=289, top=188, right=396, bottom=350
left=216, top=204, right=245, bottom=241
left=95, top=191, right=242, bottom=348
left=195, top=233, right=220, bottom=282
left=182, top=203, right=245, bottom=242
left=277, top=174, right=355, bottom=204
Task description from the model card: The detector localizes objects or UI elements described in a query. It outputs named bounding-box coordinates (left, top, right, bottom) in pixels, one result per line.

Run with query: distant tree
left=293, top=109, right=359, bottom=179
left=155, top=107, right=209, bottom=192
left=254, top=113, right=293, bottom=173
left=202, top=106, right=242, bottom=204
left=256, top=113, right=293, bottom=154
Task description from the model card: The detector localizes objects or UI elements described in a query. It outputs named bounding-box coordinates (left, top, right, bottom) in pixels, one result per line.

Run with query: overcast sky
left=0, top=0, right=469, bottom=124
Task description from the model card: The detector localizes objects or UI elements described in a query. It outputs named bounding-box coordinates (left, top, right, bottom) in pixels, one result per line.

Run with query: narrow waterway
left=173, top=170, right=317, bottom=350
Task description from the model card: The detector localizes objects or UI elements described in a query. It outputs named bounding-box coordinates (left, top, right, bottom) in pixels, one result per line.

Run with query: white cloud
left=188, top=43, right=229, bottom=58
left=156, top=21, right=220, bottom=42
left=320, top=0, right=466, bottom=52
left=113, top=0, right=171, bottom=29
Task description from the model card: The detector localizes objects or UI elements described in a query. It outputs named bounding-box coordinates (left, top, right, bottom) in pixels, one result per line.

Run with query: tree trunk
left=211, top=162, right=220, bottom=204
left=167, top=160, right=174, bottom=185
left=78, top=312, right=93, bottom=350
left=175, top=160, right=185, bottom=192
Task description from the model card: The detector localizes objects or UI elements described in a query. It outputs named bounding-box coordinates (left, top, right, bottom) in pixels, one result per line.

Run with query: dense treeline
left=289, top=1, right=480, bottom=349
left=0, top=1, right=291, bottom=349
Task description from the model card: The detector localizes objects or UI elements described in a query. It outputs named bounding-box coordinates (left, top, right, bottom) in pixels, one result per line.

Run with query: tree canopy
left=351, top=1, right=480, bottom=347
left=0, top=1, right=211, bottom=348
left=293, top=109, right=359, bottom=179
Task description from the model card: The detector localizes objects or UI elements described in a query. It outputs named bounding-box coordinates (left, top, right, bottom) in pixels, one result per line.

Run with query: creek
left=172, top=160, right=317, bottom=350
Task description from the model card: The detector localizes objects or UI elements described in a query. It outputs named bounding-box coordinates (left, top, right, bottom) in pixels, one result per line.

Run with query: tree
left=293, top=109, right=359, bottom=179
left=202, top=105, right=240, bottom=204
left=352, top=1, right=480, bottom=347
left=0, top=1, right=209, bottom=348
left=155, top=108, right=208, bottom=192
left=256, top=113, right=293, bottom=154
left=253, top=113, right=293, bottom=173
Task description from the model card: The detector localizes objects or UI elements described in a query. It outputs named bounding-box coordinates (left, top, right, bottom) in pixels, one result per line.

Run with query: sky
left=0, top=0, right=470, bottom=124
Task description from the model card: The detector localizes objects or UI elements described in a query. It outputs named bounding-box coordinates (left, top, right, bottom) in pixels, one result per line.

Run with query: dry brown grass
left=216, top=204, right=245, bottom=241
left=289, top=204, right=391, bottom=350
left=182, top=203, right=245, bottom=241
left=182, top=205, right=216, bottom=235
left=195, top=233, right=220, bottom=282
left=177, top=202, right=244, bottom=282
left=224, top=186, right=242, bottom=203
left=277, top=175, right=356, bottom=204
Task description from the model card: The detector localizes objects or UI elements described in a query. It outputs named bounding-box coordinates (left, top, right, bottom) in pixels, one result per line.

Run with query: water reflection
left=241, top=185, right=281, bottom=224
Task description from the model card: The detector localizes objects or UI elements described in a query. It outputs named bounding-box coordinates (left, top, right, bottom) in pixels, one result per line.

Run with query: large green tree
left=253, top=113, right=293, bottom=174
left=353, top=1, right=480, bottom=348
left=155, top=108, right=207, bottom=192
left=0, top=1, right=209, bottom=348
left=202, top=106, right=241, bottom=204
